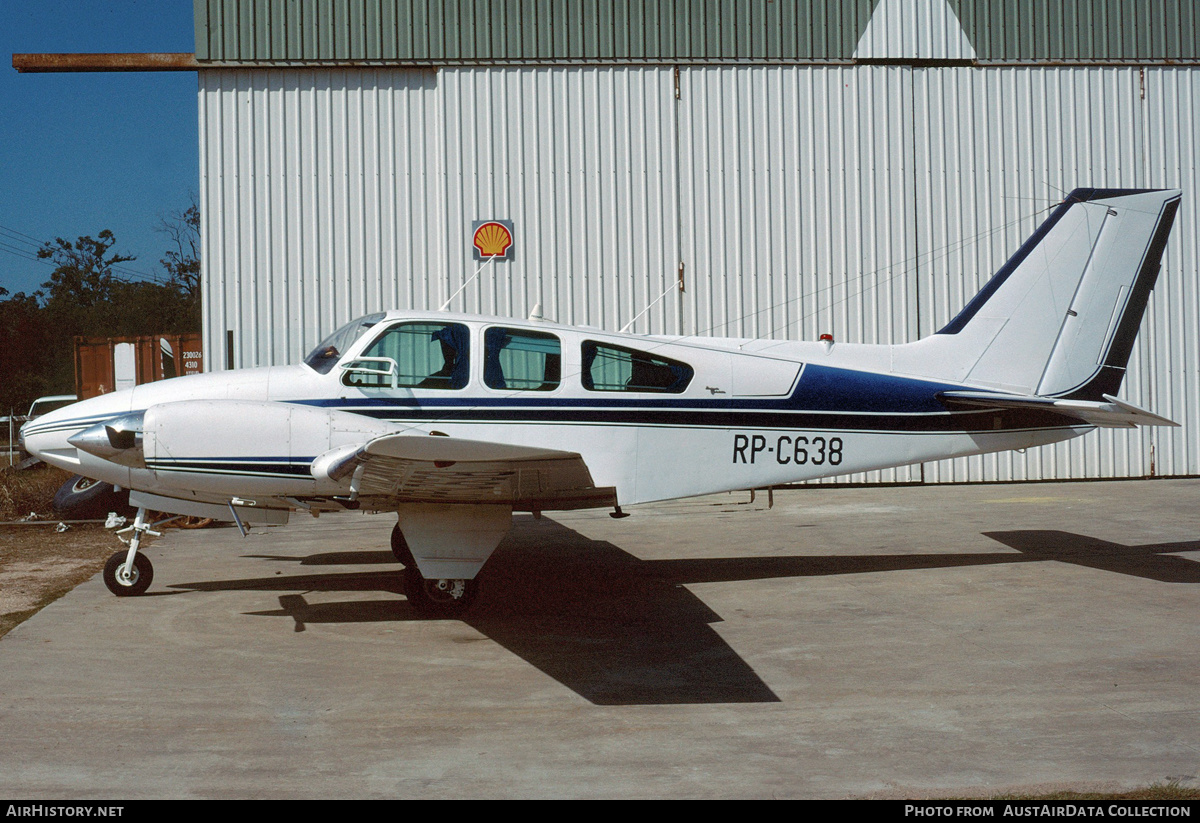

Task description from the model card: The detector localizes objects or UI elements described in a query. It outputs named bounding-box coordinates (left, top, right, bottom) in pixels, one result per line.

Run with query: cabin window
left=581, top=342, right=693, bottom=393
left=484, top=328, right=561, bottom=391
left=342, top=322, right=469, bottom=390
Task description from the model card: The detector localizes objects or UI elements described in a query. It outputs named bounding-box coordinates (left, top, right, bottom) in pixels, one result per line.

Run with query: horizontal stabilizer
left=939, top=391, right=1178, bottom=429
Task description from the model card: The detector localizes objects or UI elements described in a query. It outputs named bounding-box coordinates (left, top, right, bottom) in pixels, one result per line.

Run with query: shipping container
left=74, top=334, right=204, bottom=400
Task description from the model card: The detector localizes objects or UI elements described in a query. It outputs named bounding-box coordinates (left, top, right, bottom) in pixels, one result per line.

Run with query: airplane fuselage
left=24, top=309, right=1087, bottom=516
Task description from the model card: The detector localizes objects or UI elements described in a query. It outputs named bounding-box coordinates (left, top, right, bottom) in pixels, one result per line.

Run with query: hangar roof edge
left=194, top=0, right=1200, bottom=65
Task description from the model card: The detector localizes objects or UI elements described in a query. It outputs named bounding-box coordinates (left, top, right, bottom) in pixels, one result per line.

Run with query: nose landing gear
left=102, top=507, right=159, bottom=597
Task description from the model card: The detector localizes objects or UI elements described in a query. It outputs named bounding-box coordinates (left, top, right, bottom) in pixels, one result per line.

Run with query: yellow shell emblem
left=473, top=221, right=513, bottom=258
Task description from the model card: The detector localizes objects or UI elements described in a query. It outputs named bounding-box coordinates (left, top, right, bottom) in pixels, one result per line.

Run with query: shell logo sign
left=471, top=219, right=515, bottom=261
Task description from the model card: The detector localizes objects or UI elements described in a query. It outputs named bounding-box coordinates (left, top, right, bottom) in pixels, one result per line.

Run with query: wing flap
left=312, top=433, right=616, bottom=510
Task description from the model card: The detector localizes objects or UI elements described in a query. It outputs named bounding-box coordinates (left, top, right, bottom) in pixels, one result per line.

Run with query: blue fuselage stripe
left=290, top=363, right=1075, bottom=432
left=304, top=405, right=1074, bottom=433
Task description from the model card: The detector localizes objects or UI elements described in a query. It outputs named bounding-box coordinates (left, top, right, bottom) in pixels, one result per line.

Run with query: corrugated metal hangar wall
left=194, top=0, right=1200, bottom=484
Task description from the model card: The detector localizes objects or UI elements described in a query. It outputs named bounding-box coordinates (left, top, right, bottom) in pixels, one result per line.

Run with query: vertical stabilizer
left=906, top=189, right=1181, bottom=400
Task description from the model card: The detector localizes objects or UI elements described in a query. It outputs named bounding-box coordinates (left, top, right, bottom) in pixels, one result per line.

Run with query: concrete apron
left=0, top=478, right=1197, bottom=799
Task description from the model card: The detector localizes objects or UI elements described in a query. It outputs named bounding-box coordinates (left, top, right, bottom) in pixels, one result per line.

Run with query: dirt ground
left=0, top=465, right=134, bottom=639
left=0, top=521, right=119, bottom=638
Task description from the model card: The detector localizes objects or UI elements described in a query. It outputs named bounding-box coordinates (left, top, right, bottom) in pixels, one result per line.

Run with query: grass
left=0, top=464, right=72, bottom=521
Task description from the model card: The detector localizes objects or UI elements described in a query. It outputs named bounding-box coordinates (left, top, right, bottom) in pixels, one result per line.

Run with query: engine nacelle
left=72, top=399, right=394, bottom=497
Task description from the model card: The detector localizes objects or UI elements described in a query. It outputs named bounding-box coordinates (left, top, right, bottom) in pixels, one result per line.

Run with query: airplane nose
left=68, top=412, right=146, bottom=468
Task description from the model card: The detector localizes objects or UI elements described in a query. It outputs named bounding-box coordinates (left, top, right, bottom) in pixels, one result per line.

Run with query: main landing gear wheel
left=393, top=524, right=477, bottom=616
left=403, top=569, right=478, bottom=618
left=103, top=551, right=153, bottom=597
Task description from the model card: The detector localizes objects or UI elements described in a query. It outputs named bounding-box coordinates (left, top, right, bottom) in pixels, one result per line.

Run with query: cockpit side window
left=484, top=328, right=561, bottom=391
left=303, top=312, right=386, bottom=374
left=342, top=322, right=470, bottom=390
left=581, top=341, right=693, bottom=393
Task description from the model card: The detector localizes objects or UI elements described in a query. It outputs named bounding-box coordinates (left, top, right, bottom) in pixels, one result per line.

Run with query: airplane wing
left=938, top=391, right=1178, bottom=429
left=311, top=433, right=617, bottom=511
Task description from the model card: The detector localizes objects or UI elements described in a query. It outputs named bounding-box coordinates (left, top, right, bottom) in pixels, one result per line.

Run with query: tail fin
left=911, top=188, right=1181, bottom=401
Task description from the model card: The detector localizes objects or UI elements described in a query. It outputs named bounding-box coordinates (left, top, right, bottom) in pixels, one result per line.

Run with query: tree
left=28, top=230, right=138, bottom=394
left=0, top=287, right=55, bottom=413
left=37, top=230, right=134, bottom=310
left=158, top=202, right=201, bottom=305
left=37, top=226, right=199, bottom=339
left=0, top=212, right=203, bottom=414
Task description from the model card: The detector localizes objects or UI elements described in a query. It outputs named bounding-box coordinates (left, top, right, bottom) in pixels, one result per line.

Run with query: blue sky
left=0, top=0, right=197, bottom=297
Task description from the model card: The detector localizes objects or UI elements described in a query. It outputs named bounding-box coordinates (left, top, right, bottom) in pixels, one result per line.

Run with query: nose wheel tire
left=103, top=551, right=153, bottom=597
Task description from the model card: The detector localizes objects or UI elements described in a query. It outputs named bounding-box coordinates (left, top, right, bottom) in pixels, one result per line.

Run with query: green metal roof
left=957, top=0, right=1199, bottom=62
left=193, top=0, right=1200, bottom=65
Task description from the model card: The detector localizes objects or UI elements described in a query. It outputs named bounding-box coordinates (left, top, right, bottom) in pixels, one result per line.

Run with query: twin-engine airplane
left=23, top=188, right=1182, bottom=615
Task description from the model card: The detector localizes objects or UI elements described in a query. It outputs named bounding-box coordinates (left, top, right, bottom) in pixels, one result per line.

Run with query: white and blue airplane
left=23, top=188, right=1182, bottom=615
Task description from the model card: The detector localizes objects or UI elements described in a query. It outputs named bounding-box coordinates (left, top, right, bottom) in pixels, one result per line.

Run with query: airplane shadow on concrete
left=169, top=518, right=1200, bottom=706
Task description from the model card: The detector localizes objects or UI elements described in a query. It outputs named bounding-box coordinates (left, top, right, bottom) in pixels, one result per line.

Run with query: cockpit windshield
left=303, top=312, right=387, bottom=374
